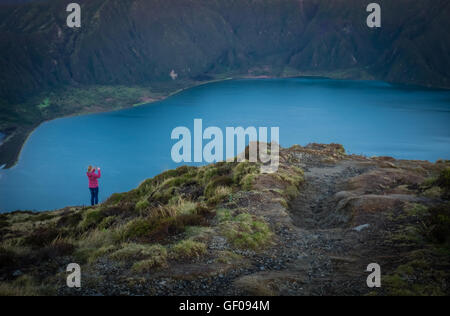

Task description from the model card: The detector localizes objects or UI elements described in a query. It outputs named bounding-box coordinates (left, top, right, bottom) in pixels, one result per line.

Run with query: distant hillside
left=1, top=0, right=449, bottom=104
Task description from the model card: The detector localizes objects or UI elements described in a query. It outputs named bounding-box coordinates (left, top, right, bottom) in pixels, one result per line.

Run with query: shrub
left=216, top=209, right=233, bottom=222
left=436, top=168, right=450, bottom=199
left=437, top=168, right=450, bottom=189
left=0, top=275, right=51, bottom=296
left=131, top=245, right=168, bottom=272
left=79, top=228, right=115, bottom=249
left=88, top=245, right=117, bottom=263
left=110, top=243, right=167, bottom=265
left=221, top=213, right=273, bottom=250
left=152, top=189, right=174, bottom=204
left=424, top=203, right=450, bottom=244
left=152, top=166, right=194, bottom=184
left=98, top=216, right=116, bottom=230
left=57, top=213, right=82, bottom=228
left=117, top=212, right=205, bottom=242
left=121, top=218, right=153, bottom=240
left=202, top=167, right=221, bottom=185
left=171, top=240, right=207, bottom=260
left=205, top=176, right=234, bottom=198
left=80, top=209, right=105, bottom=230
left=233, top=161, right=259, bottom=185
left=74, top=229, right=116, bottom=263
left=24, top=226, right=60, bottom=248
left=194, top=203, right=214, bottom=217
left=240, top=174, right=255, bottom=191
left=136, top=199, right=150, bottom=212
left=0, top=219, right=9, bottom=229
left=152, top=169, right=180, bottom=184
left=30, top=213, right=55, bottom=222
left=170, top=198, right=197, bottom=215
left=105, top=192, right=127, bottom=205
left=36, top=239, right=75, bottom=260
left=216, top=250, right=243, bottom=264
left=277, top=166, right=304, bottom=187
left=0, top=247, right=18, bottom=268
left=207, top=186, right=233, bottom=205
left=148, top=214, right=206, bottom=241
left=284, top=185, right=300, bottom=200
left=184, top=226, right=213, bottom=242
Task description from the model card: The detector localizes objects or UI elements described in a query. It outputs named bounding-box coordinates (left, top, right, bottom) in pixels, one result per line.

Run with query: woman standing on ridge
left=87, top=165, right=101, bottom=206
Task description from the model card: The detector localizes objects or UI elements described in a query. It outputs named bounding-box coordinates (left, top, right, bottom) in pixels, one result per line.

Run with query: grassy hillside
left=0, top=145, right=303, bottom=295
left=0, top=144, right=449, bottom=296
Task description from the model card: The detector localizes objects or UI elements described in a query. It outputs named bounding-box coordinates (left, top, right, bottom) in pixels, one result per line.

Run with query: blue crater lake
left=1, top=78, right=450, bottom=212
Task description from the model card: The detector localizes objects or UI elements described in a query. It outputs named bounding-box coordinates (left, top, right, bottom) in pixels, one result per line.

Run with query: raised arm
left=95, top=168, right=101, bottom=179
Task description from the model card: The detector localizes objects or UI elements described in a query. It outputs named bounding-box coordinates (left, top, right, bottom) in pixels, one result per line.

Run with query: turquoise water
left=1, top=78, right=450, bottom=212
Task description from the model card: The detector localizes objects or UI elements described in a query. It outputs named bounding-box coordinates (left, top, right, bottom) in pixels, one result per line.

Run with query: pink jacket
left=87, top=169, right=101, bottom=188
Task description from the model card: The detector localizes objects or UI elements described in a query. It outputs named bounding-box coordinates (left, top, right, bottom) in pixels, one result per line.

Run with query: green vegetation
left=0, top=149, right=310, bottom=294
left=80, top=209, right=104, bottom=230
left=437, top=168, right=450, bottom=189
left=381, top=173, right=450, bottom=296
left=233, top=161, right=259, bottom=189
left=132, top=250, right=168, bottom=272
left=0, top=275, right=55, bottom=296
left=1, top=0, right=448, bottom=119
left=171, top=240, right=207, bottom=260
left=216, top=250, right=243, bottom=264
left=274, top=165, right=304, bottom=200
left=110, top=243, right=166, bottom=263
left=2, top=144, right=450, bottom=295
left=423, top=203, right=450, bottom=245
left=119, top=218, right=153, bottom=241
left=436, top=168, right=450, bottom=199
left=383, top=251, right=449, bottom=296
left=220, top=213, right=273, bottom=250
left=37, top=98, right=50, bottom=110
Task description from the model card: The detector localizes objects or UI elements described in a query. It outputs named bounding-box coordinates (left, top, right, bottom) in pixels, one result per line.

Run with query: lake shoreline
left=0, top=72, right=340, bottom=170
left=1, top=69, right=448, bottom=170
left=1, top=76, right=450, bottom=212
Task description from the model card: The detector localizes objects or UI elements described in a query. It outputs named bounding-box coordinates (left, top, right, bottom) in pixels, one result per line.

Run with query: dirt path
left=290, top=160, right=369, bottom=229
left=252, top=159, right=378, bottom=295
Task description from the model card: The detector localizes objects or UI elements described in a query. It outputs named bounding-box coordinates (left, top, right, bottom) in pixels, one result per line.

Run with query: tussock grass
left=131, top=245, right=168, bottom=272
left=221, top=213, right=273, bottom=250
left=110, top=243, right=166, bottom=262
left=216, top=250, right=243, bottom=264
left=79, top=209, right=104, bottom=230
left=171, top=240, right=207, bottom=260
left=184, top=226, right=214, bottom=242
left=74, top=228, right=116, bottom=263
left=0, top=275, right=54, bottom=296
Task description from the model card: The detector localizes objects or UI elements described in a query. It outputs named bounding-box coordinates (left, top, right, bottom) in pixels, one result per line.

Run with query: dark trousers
left=89, top=187, right=99, bottom=206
